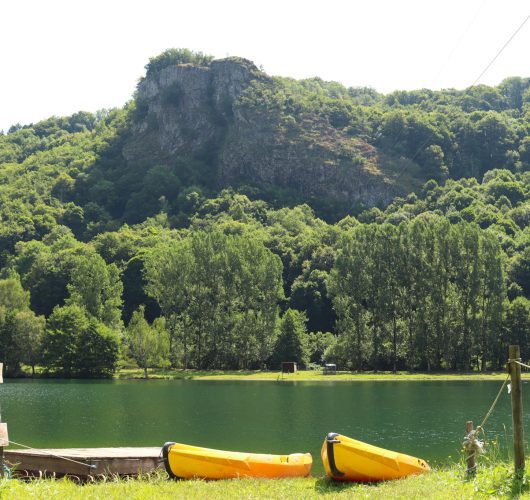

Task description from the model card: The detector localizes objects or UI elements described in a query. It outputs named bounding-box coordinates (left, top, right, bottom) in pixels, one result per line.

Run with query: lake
left=0, top=379, right=525, bottom=473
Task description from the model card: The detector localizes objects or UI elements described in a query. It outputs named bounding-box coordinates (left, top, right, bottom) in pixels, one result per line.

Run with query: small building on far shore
left=323, top=363, right=337, bottom=375
left=281, top=362, right=297, bottom=373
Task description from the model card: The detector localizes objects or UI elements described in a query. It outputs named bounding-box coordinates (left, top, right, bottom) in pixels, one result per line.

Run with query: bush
left=44, top=305, right=120, bottom=377
left=145, top=49, right=214, bottom=76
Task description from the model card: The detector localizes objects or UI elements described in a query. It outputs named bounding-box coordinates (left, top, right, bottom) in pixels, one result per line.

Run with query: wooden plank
left=0, top=423, right=8, bottom=447
left=4, top=447, right=163, bottom=476
left=7, top=447, right=161, bottom=458
left=0, top=363, right=3, bottom=383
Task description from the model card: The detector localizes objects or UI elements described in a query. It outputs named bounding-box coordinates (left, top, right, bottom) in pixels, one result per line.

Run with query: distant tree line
left=0, top=189, right=529, bottom=376
left=328, top=219, right=505, bottom=371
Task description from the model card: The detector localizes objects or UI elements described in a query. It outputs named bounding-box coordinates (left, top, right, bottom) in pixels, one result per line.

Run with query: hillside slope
left=123, top=56, right=404, bottom=214
left=0, top=48, right=529, bottom=242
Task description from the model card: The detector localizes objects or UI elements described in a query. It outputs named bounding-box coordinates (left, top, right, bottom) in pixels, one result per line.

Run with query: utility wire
left=470, top=15, right=530, bottom=87
left=375, top=3, right=489, bottom=164
left=397, top=13, right=530, bottom=178
left=376, top=0, right=485, bottom=163
left=433, top=0, right=489, bottom=84
left=383, top=2, right=490, bottom=166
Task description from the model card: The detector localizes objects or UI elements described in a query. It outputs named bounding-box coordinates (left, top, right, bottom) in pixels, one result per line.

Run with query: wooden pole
left=0, top=423, right=7, bottom=478
left=466, top=420, right=476, bottom=475
left=509, top=345, right=525, bottom=473
left=0, top=362, right=4, bottom=478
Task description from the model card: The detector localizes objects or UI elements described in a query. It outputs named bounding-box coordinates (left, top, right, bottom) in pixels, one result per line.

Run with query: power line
left=408, top=14, right=530, bottom=167
left=433, top=0, right=489, bottom=85
left=380, top=0, right=487, bottom=160
left=471, top=15, right=530, bottom=87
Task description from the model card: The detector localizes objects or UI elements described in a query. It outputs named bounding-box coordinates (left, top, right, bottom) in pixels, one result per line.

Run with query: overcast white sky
left=1, top=0, right=529, bottom=132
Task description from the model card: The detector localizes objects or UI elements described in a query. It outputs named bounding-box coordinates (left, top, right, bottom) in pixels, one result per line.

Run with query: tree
left=44, top=304, right=90, bottom=376
left=308, top=331, right=335, bottom=364
left=327, top=227, right=372, bottom=370
left=0, top=275, right=30, bottom=311
left=14, top=228, right=87, bottom=317
left=0, top=275, right=32, bottom=374
left=505, top=298, right=530, bottom=358
left=126, top=306, right=169, bottom=378
left=329, top=219, right=506, bottom=372
left=271, top=309, right=310, bottom=368
left=474, top=112, right=515, bottom=175
left=509, top=247, right=530, bottom=297
left=145, top=229, right=284, bottom=369
left=290, top=268, right=335, bottom=333
left=66, top=252, right=123, bottom=328
left=12, top=310, right=46, bottom=376
left=75, top=320, right=120, bottom=377
left=44, top=304, right=120, bottom=377
left=144, top=48, right=214, bottom=76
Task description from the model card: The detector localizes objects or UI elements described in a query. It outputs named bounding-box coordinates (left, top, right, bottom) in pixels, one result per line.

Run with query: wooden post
left=0, top=423, right=7, bottom=477
left=509, top=345, right=525, bottom=473
left=0, top=362, right=4, bottom=478
left=465, top=420, right=476, bottom=474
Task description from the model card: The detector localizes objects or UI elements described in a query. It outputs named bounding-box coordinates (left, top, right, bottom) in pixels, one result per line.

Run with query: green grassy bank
left=15, top=365, right=520, bottom=381
left=114, top=368, right=517, bottom=381
left=1, top=464, right=529, bottom=499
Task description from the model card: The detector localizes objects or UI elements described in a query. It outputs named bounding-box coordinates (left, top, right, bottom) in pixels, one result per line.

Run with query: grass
left=114, top=368, right=518, bottom=381
left=16, top=365, right=520, bottom=381
left=2, top=436, right=527, bottom=498
left=2, top=464, right=530, bottom=499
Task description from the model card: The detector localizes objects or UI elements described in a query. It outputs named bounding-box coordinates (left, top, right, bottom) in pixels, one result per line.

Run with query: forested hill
left=0, top=48, right=529, bottom=376
left=2, top=49, right=530, bottom=233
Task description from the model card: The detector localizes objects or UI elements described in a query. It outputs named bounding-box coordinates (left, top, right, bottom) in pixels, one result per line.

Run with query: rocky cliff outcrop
left=124, top=57, right=407, bottom=210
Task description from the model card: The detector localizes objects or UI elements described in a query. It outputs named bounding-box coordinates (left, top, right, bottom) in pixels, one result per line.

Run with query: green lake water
left=0, top=379, right=526, bottom=473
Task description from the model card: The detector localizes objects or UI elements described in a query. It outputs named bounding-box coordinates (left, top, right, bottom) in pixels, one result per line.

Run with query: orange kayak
left=162, top=441, right=312, bottom=480
left=322, top=433, right=430, bottom=482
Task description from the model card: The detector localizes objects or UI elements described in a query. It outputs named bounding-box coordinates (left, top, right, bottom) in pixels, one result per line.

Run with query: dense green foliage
left=144, top=230, right=284, bottom=369
left=241, top=75, right=530, bottom=185
left=125, top=306, right=169, bottom=378
left=271, top=308, right=310, bottom=369
left=0, top=275, right=45, bottom=375
left=328, top=219, right=504, bottom=371
left=44, top=304, right=119, bottom=377
left=0, top=51, right=529, bottom=375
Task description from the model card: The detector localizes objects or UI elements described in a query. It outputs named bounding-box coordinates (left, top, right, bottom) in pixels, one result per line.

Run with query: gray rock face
left=124, top=57, right=405, bottom=209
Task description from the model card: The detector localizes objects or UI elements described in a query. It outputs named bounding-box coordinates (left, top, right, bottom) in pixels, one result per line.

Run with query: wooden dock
left=4, top=447, right=163, bottom=477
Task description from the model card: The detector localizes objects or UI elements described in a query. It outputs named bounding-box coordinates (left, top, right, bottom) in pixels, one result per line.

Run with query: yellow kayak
left=321, top=433, right=430, bottom=482
left=162, top=441, right=312, bottom=480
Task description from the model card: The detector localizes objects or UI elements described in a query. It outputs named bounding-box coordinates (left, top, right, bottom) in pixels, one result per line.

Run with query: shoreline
left=115, top=368, right=517, bottom=382
left=9, top=367, right=522, bottom=382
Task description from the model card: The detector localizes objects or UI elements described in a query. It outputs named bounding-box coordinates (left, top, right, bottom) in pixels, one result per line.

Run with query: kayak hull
left=321, top=433, right=430, bottom=482
left=163, top=442, right=312, bottom=480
